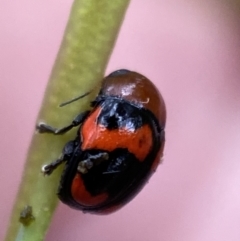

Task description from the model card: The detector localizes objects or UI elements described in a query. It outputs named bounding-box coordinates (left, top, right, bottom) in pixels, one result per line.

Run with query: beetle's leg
left=42, top=141, right=76, bottom=175
left=37, top=111, right=89, bottom=135
left=77, top=152, right=109, bottom=174
left=42, top=156, right=65, bottom=175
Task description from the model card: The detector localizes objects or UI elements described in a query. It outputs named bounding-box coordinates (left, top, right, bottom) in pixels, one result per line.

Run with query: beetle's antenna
left=59, top=91, right=91, bottom=107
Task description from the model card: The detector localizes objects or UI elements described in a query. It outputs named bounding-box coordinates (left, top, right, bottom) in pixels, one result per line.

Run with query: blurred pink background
left=1, top=0, right=240, bottom=240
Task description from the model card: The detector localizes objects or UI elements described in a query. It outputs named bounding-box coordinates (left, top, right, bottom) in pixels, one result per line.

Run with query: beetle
left=37, top=69, right=166, bottom=214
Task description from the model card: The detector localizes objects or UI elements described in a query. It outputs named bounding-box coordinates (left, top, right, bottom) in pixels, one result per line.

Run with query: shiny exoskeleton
left=37, top=69, right=166, bottom=214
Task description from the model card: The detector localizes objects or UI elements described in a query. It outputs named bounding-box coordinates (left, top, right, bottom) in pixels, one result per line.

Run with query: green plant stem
left=4, top=0, right=130, bottom=240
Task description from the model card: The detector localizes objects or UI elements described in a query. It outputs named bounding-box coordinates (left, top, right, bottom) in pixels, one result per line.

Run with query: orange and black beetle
left=37, top=69, right=166, bottom=214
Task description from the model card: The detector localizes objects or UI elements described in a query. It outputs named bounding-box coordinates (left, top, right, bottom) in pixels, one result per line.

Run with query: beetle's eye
left=116, top=105, right=127, bottom=116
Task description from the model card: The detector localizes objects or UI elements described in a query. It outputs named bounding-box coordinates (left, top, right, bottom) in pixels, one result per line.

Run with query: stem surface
left=4, top=0, right=130, bottom=240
